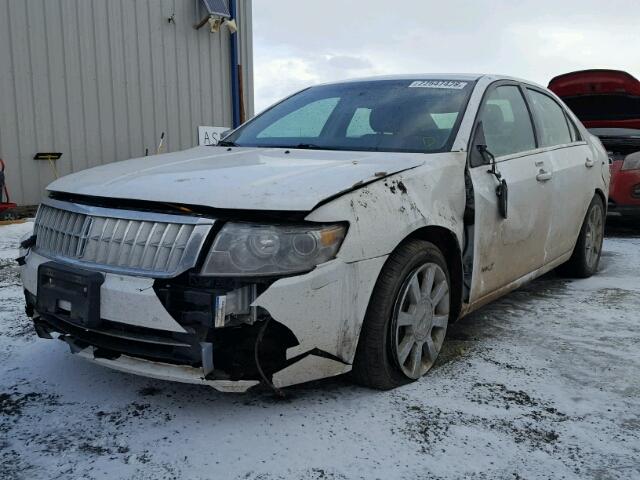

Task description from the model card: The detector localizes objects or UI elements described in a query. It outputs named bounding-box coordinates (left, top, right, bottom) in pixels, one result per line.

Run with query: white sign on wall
left=198, top=126, right=231, bottom=146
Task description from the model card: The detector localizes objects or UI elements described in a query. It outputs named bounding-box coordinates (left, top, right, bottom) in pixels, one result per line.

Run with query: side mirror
left=477, top=143, right=493, bottom=164
left=474, top=122, right=508, bottom=219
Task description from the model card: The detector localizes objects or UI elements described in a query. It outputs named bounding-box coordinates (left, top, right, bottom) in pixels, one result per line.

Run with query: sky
left=252, top=0, right=640, bottom=111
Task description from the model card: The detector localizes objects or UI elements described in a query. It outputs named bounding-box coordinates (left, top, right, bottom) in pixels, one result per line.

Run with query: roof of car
left=331, top=73, right=483, bottom=82
left=317, top=73, right=546, bottom=89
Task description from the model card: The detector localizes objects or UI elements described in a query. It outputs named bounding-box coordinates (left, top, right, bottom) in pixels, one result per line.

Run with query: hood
left=548, top=69, right=640, bottom=129
left=47, top=147, right=425, bottom=211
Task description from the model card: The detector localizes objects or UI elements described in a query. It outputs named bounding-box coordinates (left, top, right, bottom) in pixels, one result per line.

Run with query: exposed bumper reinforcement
left=72, top=344, right=259, bottom=393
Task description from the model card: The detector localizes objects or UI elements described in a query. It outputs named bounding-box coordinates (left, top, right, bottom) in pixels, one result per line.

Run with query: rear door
left=525, top=87, right=595, bottom=261
left=468, top=83, right=554, bottom=301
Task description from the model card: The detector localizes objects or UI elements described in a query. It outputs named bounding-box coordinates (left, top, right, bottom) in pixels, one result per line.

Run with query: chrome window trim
left=491, top=141, right=589, bottom=164
left=469, top=141, right=590, bottom=167
left=33, top=198, right=215, bottom=279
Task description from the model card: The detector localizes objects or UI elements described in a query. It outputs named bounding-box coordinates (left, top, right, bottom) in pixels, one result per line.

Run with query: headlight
left=622, top=151, right=640, bottom=171
left=200, top=223, right=347, bottom=276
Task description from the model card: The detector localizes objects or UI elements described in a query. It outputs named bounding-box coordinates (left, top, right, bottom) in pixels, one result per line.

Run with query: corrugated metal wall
left=0, top=0, right=253, bottom=205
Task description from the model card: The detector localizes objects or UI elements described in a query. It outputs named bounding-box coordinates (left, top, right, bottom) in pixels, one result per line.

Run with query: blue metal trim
left=229, top=0, right=240, bottom=128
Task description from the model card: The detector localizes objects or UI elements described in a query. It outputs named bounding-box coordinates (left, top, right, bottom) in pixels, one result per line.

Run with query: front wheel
left=352, top=240, right=451, bottom=390
left=559, top=195, right=605, bottom=278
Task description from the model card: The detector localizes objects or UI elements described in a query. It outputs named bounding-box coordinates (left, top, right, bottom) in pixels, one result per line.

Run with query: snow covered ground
left=1, top=220, right=639, bottom=479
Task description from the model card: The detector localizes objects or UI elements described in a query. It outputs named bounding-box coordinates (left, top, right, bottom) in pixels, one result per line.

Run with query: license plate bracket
left=37, top=262, right=104, bottom=328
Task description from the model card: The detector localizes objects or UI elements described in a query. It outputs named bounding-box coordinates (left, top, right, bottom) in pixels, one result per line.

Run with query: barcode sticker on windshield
left=409, top=80, right=468, bottom=89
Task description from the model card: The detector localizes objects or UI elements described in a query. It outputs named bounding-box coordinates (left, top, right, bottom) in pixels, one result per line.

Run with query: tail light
left=621, top=152, right=640, bottom=171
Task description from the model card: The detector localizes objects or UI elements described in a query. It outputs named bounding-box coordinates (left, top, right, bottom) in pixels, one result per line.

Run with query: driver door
left=468, top=83, right=554, bottom=303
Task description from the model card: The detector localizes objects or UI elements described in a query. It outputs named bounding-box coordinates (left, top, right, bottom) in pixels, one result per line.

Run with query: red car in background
left=549, top=69, right=640, bottom=216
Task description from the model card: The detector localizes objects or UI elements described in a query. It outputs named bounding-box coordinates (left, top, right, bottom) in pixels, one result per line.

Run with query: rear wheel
left=352, top=240, right=451, bottom=390
left=559, top=195, right=605, bottom=278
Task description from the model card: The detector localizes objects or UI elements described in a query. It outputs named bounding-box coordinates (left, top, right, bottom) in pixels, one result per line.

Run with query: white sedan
left=19, top=74, right=609, bottom=392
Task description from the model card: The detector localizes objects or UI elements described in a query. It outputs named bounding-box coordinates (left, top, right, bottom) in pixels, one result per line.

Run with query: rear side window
left=430, top=112, right=459, bottom=129
left=479, top=85, right=536, bottom=157
left=257, top=97, right=339, bottom=139
left=566, top=115, right=582, bottom=142
left=527, top=89, right=573, bottom=147
left=346, top=108, right=376, bottom=137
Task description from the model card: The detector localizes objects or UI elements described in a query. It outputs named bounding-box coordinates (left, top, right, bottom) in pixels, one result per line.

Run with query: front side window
left=478, top=85, right=536, bottom=158
left=527, top=89, right=573, bottom=147
left=224, top=79, right=475, bottom=153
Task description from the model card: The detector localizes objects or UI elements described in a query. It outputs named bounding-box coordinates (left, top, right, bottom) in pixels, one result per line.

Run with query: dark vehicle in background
left=549, top=69, right=640, bottom=216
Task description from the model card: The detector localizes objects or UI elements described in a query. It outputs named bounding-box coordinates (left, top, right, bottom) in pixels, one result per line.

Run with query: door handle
left=585, top=158, right=595, bottom=168
left=536, top=170, right=552, bottom=182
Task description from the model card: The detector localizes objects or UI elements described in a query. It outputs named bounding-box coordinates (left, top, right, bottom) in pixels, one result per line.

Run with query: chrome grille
left=33, top=200, right=214, bottom=278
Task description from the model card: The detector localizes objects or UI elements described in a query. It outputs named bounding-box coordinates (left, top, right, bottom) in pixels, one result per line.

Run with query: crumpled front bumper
left=20, top=247, right=387, bottom=390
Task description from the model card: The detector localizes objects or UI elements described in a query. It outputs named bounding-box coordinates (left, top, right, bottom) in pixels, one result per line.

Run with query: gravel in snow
left=1, top=220, right=639, bottom=479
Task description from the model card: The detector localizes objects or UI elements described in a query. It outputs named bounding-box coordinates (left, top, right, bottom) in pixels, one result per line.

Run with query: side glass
left=565, top=114, right=582, bottom=142
left=257, top=97, right=339, bottom=139
left=527, top=89, right=573, bottom=147
left=346, top=108, right=376, bottom=137
left=476, top=85, right=536, bottom=160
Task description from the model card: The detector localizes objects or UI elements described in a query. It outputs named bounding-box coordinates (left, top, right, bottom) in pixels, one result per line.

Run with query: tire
left=351, top=239, right=451, bottom=390
left=559, top=195, right=605, bottom=278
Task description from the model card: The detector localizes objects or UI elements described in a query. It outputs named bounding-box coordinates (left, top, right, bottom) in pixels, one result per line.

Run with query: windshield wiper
left=286, top=143, right=323, bottom=150
left=217, top=140, right=237, bottom=147
left=263, top=143, right=325, bottom=150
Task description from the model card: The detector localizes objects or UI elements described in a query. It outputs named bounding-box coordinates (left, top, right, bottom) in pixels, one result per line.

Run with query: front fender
left=306, top=153, right=467, bottom=263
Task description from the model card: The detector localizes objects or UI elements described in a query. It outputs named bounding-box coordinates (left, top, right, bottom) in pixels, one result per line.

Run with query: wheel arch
left=351, top=224, right=465, bottom=388
left=402, top=225, right=464, bottom=323
left=595, top=188, right=607, bottom=211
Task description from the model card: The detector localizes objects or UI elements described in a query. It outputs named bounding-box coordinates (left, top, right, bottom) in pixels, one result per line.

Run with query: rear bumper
left=609, top=161, right=640, bottom=213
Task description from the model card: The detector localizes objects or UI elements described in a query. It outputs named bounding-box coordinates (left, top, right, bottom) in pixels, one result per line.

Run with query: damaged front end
left=25, top=273, right=299, bottom=392
left=20, top=196, right=361, bottom=392
left=155, top=274, right=299, bottom=383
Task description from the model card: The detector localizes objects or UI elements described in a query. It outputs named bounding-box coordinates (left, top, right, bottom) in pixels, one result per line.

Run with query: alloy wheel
left=584, top=203, right=604, bottom=270
left=391, top=262, right=450, bottom=379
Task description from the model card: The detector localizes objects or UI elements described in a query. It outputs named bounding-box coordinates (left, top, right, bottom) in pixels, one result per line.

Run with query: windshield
left=224, top=79, right=475, bottom=153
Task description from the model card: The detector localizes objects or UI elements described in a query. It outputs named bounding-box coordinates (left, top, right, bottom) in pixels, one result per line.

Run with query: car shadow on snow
left=605, top=215, right=640, bottom=237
